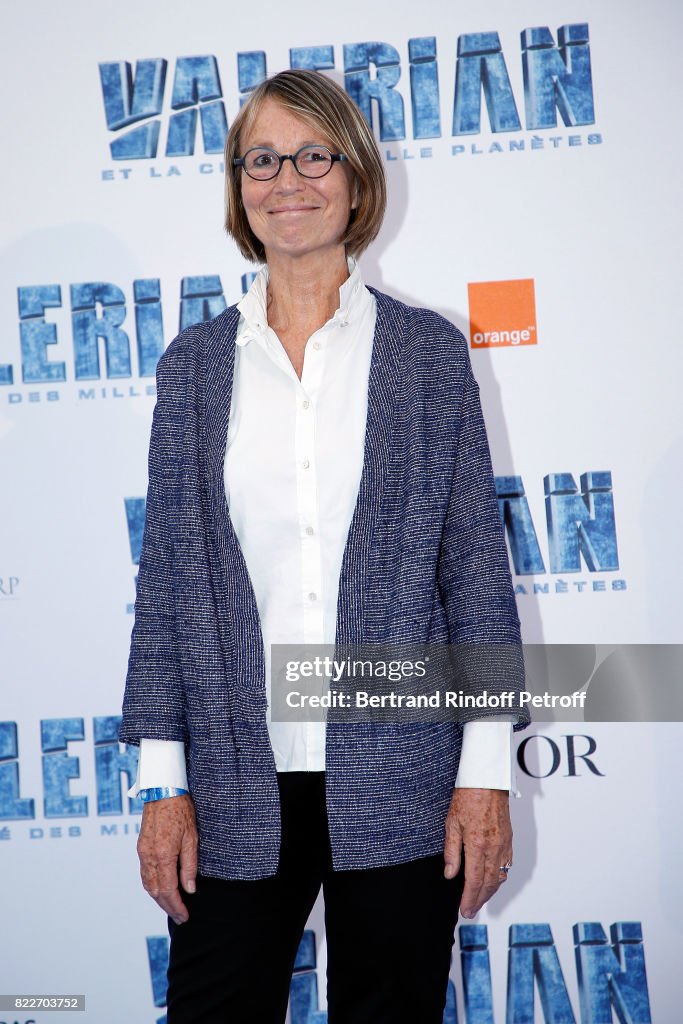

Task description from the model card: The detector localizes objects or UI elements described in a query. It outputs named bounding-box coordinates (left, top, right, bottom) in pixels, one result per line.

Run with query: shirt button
left=305, top=526, right=314, bottom=536
left=302, top=399, right=310, bottom=410
left=302, top=458, right=310, bottom=469
left=308, top=592, right=317, bottom=601
left=312, top=341, right=321, bottom=350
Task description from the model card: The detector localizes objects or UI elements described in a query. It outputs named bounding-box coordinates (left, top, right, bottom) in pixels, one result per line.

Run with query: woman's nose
left=274, top=157, right=303, bottom=191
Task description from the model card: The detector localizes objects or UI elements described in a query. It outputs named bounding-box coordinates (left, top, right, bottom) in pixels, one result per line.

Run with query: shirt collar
left=236, top=255, right=366, bottom=346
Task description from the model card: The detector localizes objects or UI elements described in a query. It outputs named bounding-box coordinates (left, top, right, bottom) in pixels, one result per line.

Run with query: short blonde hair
left=224, top=69, right=386, bottom=263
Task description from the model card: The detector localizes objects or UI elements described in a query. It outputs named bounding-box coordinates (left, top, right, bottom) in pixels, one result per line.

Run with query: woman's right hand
left=136, top=794, right=199, bottom=925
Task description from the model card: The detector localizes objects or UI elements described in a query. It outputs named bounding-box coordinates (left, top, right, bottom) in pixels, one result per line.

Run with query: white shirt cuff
left=127, top=738, right=188, bottom=798
left=454, top=720, right=520, bottom=798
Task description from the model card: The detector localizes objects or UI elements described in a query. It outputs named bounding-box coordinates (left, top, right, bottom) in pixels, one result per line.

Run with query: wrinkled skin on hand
left=443, top=788, right=513, bottom=918
left=137, top=794, right=198, bottom=925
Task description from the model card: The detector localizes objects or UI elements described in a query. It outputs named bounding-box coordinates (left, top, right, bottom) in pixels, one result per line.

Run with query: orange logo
left=468, top=279, right=537, bottom=349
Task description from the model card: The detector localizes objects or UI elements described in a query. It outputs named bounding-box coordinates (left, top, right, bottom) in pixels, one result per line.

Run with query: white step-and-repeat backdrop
left=1, top=1, right=680, bottom=1021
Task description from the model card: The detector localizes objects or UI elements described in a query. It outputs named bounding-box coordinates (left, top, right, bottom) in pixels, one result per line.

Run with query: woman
left=120, top=69, right=529, bottom=1023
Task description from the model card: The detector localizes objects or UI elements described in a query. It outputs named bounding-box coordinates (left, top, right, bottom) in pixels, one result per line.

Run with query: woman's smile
left=268, top=205, right=319, bottom=215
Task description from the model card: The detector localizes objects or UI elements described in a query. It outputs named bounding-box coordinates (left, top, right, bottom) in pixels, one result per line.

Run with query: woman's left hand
left=443, top=787, right=513, bottom=918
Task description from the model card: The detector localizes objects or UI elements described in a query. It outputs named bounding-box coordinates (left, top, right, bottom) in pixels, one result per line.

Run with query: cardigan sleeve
left=118, top=351, right=189, bottom=746
left=436, top=353, right=530, bottom=731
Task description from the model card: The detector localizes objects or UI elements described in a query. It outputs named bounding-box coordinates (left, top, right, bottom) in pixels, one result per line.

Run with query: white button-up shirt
left=128, top=258, right=516, bottom=797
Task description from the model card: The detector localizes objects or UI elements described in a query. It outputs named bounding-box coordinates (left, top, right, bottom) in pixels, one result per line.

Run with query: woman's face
left=238, top=97, right=357, bottom=263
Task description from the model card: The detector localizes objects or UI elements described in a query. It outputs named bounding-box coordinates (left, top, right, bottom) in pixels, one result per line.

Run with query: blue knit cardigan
left=119, top=285, right=529, bottom=880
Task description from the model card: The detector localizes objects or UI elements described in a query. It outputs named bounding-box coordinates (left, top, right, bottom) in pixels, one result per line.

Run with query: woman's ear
left=351, top=175, right=360, bottom=210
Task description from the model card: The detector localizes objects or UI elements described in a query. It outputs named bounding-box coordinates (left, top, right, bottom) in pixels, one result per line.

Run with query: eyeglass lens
left=243, top=146, right=334, bottom=179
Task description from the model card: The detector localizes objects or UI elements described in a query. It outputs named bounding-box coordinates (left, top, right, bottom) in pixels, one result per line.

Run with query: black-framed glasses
left=234, top=145, right=348, bottom=181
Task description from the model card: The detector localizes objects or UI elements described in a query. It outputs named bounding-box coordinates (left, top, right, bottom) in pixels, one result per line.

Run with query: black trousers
left=167, top=771, right=465, bottom=1024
